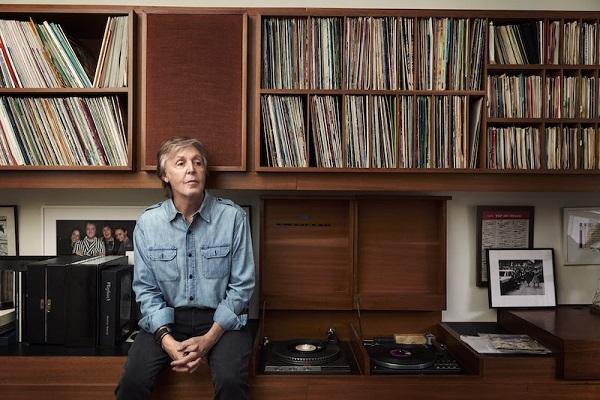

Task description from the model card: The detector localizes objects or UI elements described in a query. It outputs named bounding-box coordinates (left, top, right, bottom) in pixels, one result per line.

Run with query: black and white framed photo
left=562, top=207, right=600, bottom=265
left=486, top=248, right=556, bottom=309
left=0, top=206, right=18, bottom=256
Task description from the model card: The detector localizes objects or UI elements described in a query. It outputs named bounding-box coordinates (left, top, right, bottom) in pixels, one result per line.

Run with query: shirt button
left=189, top=274, right=193, bottom=279
left=188, top=253, right=192, bottom=257
left=189, top=296, right=194, bottom=301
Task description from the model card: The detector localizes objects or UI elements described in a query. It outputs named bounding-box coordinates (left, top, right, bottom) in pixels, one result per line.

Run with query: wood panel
left=498, top=306, right=600, bottom=379
left=139, top=10, right=247, bottom=171
left=260, top=197, right=354, bottom=310
left=258, top=310, right=441, bottom=341
left=355, top=197, right=448, bottom=310
left=0, top=356, right=125, bottom=384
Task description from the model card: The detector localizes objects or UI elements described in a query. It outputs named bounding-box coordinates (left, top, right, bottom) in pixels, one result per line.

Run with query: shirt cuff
left=214, top=305, right=247, bottom=331
left=140, top=307, right=175, bottom=334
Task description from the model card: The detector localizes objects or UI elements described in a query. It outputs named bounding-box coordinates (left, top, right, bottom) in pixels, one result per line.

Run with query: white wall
left=1, top=0, right=600, bottom=322
left=444, top=192, right=600, bottom=321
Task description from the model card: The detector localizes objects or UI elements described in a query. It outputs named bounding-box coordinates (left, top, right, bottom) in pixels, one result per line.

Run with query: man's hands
left=161, top=322, right=225, bottom=374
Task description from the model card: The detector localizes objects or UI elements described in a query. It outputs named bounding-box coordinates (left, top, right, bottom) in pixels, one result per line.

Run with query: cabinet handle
left=39, top=299, right=44, bottom=310
left=46, top=299, right=52, bottom=313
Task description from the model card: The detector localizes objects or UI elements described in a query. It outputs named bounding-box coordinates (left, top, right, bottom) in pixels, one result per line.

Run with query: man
left=115, top=136, right=255, bottom=400
left=73, top=221, right=105, bottom=256
left=102, top=224, right=118, bottom=255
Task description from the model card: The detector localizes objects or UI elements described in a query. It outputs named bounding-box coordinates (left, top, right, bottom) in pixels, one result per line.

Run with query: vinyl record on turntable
left=272, top=339, right=341, bottom=365
left=368, top=344, right=437, bottom=370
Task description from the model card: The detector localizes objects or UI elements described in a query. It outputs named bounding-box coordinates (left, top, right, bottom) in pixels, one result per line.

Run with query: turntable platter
left=368, top=343, right=437, bottom=370
left=272, top=339, right=341, bottom=365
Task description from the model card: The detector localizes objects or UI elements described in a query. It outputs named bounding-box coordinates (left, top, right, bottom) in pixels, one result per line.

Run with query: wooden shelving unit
left=250, top=9, right=600, bottom=178
left=0, top=6, right=134, bottom=170
left=0, top=7, right=597, bottom=190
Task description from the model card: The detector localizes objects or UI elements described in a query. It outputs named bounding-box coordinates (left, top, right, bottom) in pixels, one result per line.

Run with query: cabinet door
left=26, top=264, right=46, bottom=344
left=139, top=11, right=247, bottom=171
left=355, top=196, right=448, bottom=310
left=46, top=265, right=66, bottom=345
left=260, top=197, right=354, bottom=309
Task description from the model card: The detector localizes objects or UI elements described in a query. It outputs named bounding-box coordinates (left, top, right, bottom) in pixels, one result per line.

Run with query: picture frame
left=591, top=277, right=600, bottom=315
left=0, top=205, right=18, bottom=256
left=562, top=207, right=600, bottom=265
left=42, top=206, right=146, bottom=256
left=476, top=206, right=534, bottom=287
left=486, top=248, right=557, bottom=309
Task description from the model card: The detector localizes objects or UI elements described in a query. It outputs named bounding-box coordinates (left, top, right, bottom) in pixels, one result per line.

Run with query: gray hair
left=156, top=136, right=208, bottom=198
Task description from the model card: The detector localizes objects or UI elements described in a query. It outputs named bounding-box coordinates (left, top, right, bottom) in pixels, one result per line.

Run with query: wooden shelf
left=5, top=169, right=600, bottom=191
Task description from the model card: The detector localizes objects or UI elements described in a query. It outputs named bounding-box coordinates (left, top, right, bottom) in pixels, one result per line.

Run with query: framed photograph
left=486, top=248, right=556, bottom=309
left=0, top=206, right=18, bottom=256
left=476, top=206, right=534, bottom=287
left=42, top=206, right=146, bottom=256
left=562, top=207, right=600, bottom=265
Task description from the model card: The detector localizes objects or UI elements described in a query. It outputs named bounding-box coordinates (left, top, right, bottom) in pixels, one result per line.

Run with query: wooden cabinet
left=497, top=306, right=600, bottom=379
left=259, top=195, right=448, bottom=341
left=0, top=6, right=134, bottom=170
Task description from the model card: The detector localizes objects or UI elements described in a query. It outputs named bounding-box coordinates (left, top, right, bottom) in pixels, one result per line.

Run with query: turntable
left=261, top=328, right=355, bottom=374
left=364, top=337, right=462, bottom=375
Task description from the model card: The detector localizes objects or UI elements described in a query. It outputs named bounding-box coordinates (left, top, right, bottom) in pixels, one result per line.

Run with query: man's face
left=86, top=224, right=97, bottom=239
left=162, top=147, right=207, bottom=200
left=102, top=226, right=113, bottom=239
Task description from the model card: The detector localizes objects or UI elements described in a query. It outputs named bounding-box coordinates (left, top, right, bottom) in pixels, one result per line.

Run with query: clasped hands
left=162, top=335, right=213, bottom=374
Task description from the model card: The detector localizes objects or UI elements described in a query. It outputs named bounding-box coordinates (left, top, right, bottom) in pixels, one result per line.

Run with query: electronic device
left=27, top=255, right=128, bottom=346
left=364, top=337, right=462, bottom=375
left=356, top=298, right=462, bottom=375
left=261, top=328, right=356, bottom=375
left=98, top=264, right=135, bottom=346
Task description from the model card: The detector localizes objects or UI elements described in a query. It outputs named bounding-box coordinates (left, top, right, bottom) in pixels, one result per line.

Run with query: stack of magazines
left=460, top=333, right=552, bottom=355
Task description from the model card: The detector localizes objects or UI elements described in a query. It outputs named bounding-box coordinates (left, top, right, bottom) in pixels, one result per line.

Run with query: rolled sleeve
left=133, top=219, right=176, bottom=334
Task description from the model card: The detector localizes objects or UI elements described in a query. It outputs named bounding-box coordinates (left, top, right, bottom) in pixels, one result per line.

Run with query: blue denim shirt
left=133, top=192, right=255, bottom=335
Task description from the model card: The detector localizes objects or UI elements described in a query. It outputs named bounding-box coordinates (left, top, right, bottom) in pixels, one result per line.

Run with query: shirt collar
left=163, top=191, right=214, bottom=223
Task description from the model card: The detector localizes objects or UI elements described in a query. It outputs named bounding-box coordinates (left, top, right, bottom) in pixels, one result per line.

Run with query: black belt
left=175, top=306, right=248, bottom=316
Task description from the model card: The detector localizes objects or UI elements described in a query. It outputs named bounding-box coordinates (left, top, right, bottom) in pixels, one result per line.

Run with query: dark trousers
left=115, top=308, right=252, bottom=400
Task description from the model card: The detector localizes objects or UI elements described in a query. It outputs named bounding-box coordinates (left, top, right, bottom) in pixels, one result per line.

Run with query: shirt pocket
left=201, top=245, right=231, bottom=279
left=148, top=248, right=179, bottom=282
